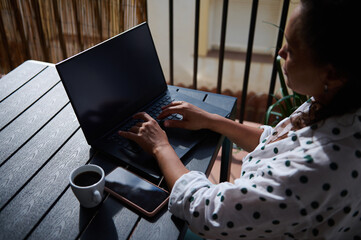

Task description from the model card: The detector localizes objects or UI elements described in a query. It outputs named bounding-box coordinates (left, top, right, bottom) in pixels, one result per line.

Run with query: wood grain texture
left=0, top=66, right=60, bottom=129
left=0, top=82, right=69, bottom=164
left=130, top=210, right=186, bottom=240
left=28, top=152, right=140, bottom=239
left=0, top=104, right=79, bottom=209
left=80, top=195, right=140, bottom=240
left=27, top=188, right=101, bottom=240
left=0, top=61, right=47, bottom=101
left=0, top=130, right=91, bottom=239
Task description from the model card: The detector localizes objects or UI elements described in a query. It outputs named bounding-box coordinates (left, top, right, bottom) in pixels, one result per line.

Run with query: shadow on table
left=79, top=196, right=127, bottom=240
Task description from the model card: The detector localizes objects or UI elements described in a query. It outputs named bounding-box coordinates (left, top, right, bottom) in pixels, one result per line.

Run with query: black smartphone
left=104, top=167, right=169, bottom=217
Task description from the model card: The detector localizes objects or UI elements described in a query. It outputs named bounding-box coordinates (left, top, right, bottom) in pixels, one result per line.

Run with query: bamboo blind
left=0, top=0, right=147, bottom=74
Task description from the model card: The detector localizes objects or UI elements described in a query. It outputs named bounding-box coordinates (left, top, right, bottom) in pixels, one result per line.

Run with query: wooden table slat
left=0, top=130, right=91, bottom=240
left=28, top=150, right=142, bottom=239
left=27, top=188, right=103, bottom=240
left=0, top=82, right=69, bottom=164
left=130, top=211, right=186, bottom=240
left=0, top=66, right=60, bottom=129
left=0, top=60, right=48, bottom=101
left=79, top=195, right=140, bottom=240
left=0, top=104, right=79, bottom=209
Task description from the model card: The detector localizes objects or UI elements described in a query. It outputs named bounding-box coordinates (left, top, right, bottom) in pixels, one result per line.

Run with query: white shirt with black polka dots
left=169, top=101, right=361, bottom=240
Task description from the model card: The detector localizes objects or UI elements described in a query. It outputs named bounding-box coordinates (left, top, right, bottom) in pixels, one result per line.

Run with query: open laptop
left=56, top=22, right=229, bottom=178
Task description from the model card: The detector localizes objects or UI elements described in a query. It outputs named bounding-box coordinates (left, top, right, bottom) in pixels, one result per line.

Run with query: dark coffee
left=74, top=171, right=101, bottom=187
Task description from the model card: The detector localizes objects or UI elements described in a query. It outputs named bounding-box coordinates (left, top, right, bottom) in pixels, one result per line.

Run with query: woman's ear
left=324, top=64, right=347, bottom=91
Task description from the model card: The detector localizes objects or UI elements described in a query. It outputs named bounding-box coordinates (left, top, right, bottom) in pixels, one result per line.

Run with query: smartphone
left=104, top=167, right=169, bottom=217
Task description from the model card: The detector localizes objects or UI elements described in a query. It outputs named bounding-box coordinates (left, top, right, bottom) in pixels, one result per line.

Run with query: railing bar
left=169, top=0, right=174, bottom=85
left=52, top=0, right=67, bottom=60
left=266, top=0, right=290, bottom=109
left=239, top=0, right=259, bottom=123
left=193, top=0, right=200, bottom=90
left=216, top=0, right=229, bottom=94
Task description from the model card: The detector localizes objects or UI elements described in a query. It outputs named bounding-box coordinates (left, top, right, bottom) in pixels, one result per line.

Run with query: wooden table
left=0, top=60, right=236, bottom=240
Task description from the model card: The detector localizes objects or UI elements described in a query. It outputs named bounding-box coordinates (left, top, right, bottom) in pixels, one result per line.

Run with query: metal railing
left=167, top=0, right=290, bottom=123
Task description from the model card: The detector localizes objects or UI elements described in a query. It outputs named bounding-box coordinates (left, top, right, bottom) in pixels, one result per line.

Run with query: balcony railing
left=166, top=0, right=290, bottom=122
left=0, top=0, right=290, bottom=123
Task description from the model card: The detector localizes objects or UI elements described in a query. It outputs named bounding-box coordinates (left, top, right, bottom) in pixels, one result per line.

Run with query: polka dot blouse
left=169, top=101, right=361, bottom=239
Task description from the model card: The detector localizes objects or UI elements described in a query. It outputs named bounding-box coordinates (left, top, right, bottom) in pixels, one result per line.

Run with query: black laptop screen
left=56, top=23, right=167, bottom=144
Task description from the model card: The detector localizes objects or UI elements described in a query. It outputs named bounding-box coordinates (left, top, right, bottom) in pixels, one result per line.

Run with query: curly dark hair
left=293, top=0, right=361, bottom=127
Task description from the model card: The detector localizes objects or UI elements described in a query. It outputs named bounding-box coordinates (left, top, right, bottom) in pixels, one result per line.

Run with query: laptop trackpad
left=166, top=127, right=207, bottom=158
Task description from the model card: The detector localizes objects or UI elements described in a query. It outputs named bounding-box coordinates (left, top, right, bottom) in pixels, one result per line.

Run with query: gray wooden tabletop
left=0, top=60, right=236, bottom=240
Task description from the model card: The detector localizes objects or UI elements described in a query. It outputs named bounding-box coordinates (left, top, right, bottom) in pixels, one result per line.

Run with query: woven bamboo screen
left=0, top=0, right=147, bottom=74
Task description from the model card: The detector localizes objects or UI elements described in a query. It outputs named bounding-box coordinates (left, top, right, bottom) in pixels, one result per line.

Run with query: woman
left=119, top=0, right=361, bottom=238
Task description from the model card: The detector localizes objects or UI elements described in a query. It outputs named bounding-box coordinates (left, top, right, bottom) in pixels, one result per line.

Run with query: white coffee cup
left=69, top=164, right=105, bottom=208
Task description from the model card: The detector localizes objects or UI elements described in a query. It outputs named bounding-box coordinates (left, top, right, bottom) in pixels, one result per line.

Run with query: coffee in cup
left=69, top=164, right=105, bottom=208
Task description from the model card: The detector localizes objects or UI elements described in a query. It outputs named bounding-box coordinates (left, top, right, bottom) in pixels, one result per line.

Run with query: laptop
left=56, top=22, right=229, bottom=178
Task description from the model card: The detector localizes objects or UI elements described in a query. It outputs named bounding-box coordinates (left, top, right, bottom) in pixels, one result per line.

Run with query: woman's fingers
left=118, top=129, right=136, bottom=141
left=129, top=125, right=141, bottom=133
left=163, top=119, right=186, bottom=128
left=161, top=101, right=184, bottom=110
left=132, top=112, right=153, bottom=121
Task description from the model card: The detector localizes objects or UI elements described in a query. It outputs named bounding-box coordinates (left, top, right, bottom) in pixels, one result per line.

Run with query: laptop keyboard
left=107, top=95, right=183, bottom=153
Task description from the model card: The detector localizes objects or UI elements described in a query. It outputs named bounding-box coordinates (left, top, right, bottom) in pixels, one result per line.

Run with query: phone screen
left=105, top=167, right=169, bottom=214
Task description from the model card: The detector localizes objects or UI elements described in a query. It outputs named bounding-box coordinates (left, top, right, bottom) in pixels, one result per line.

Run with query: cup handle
left=92, top=190, right=102, bottom=204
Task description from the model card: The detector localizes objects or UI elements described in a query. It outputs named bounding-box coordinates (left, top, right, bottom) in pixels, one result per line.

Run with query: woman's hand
left=118, top=111, right=189, bottom=189
left=158, top=101, right=214, bottom=130
left=118, top=112, right=171, bottom=156
left=159, top=101, right=264, bottom=152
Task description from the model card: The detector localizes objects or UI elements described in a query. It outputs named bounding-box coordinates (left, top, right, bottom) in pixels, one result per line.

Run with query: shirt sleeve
left=259, top=125, right=273, bottom=143
left=169, top=102, right=361, bottom=239
left=168, top=168, right=309, bottom=239
left=168, top=135, right=361, bottom=239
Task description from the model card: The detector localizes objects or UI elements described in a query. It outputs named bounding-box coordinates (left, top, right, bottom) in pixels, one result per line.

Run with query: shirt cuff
left=168, top=171, right=212, bottom=217
left=259, top=125, right=273, bottom=143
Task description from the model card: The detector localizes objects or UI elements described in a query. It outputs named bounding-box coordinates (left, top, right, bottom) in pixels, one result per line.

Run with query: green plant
left=264, top=56, right=309, bottom=126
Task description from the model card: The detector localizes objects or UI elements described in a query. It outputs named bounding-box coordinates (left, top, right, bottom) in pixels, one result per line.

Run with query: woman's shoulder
left=312, top=106, right=361, bottom=141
